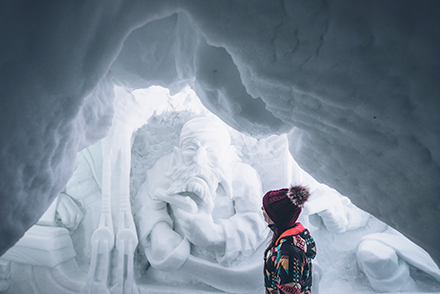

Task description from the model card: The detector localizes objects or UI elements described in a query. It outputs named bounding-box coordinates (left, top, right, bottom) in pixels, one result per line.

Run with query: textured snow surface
left=2, top=86, right=439, bottom=293
left=0, top=0, right=439, bottom=271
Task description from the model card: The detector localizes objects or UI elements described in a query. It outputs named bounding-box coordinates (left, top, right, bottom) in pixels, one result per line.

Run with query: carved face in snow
left=165, top=117, right=234, bottom=208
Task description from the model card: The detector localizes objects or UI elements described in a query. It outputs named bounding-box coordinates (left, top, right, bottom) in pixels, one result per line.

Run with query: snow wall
left=0, top=0, right=439, bottom=267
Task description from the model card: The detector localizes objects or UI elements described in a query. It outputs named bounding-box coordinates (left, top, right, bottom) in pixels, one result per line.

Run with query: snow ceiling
left=0, top=0, right=439, bottom=265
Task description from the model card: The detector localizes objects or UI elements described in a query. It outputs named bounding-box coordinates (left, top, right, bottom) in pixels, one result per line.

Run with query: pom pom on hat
left=263, top=185, right=310, bottom=229
left=287, top=185, right=310, bottom=206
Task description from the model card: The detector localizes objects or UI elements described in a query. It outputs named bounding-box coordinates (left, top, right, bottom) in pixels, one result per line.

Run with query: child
left=262, top=186, right=317, bottom=294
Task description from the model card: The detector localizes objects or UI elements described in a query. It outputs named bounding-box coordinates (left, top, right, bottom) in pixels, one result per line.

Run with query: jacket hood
left=276, top=223, right=316, bottom=260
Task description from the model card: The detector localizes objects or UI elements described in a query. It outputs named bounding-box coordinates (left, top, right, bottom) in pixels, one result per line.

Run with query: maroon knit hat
left=262, top=186, right=310, bottom=229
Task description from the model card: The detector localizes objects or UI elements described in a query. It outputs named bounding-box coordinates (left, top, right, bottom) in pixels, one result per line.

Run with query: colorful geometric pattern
left=264, top=223, right=316, bottom=294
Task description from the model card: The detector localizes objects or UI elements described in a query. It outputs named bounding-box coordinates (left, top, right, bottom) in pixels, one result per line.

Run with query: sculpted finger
left=57, top=203, right=70, bottom=226
left=72, top=210, right=85, bottom=230
left=64, top=202, right=78, bottom=228
left=174, top=207, right=190, bottom=221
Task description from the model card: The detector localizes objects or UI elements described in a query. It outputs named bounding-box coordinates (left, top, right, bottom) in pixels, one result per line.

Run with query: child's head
left=262, top=185, right=310, bottom=229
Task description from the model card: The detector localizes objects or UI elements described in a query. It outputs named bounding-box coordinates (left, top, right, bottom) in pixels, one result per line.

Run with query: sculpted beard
left=165, top=158, right=232, bottom=206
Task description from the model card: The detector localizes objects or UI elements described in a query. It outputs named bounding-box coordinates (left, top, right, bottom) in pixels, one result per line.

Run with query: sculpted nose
left=194, top=146, right=208, bottom=166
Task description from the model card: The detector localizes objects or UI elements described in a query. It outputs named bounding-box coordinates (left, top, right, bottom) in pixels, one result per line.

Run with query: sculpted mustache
left=167, top=164, right=219, bottom=185
left=165, top=161, right=233, bottom=199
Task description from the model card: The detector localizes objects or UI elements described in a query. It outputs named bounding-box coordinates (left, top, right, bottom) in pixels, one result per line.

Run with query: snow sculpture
left=303, top=185, right=369, bottom=234
left=0, top=144, right=102, bottom=294
left=133, top=116, right=267, bottom=293
left=284, top=140, right=440, bottom=293
left=62, top=145, right=103, bottom=268
left=357, top=227, right=440, bottom=293
left=1, top=86, right=439, bottom=294
left=0, top=89, right=143, bottom=294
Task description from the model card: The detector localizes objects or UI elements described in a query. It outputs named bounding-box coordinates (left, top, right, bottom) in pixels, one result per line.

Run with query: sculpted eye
left=207, top=147, right=218, bottom=152
left=182, top=142, right=198, bottom=152
left=208, top=152, right=222, bottom=164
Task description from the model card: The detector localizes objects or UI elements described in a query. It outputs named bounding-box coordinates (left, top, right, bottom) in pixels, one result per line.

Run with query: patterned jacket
left=264, top=223, right=316, bottom=294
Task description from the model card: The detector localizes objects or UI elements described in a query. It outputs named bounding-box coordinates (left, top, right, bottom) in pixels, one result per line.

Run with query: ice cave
left=0, top=1, right=439, bottom=294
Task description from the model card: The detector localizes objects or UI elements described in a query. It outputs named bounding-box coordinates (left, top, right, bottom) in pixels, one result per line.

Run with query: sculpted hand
left=149, top=222, right=183, bottom=261
left=317, top=197, right=349, bottom=233
left=56, top=193, right=85, bottom=231
left=174, top=208, right=225, bottom=249
left=146, top=222, right=190, bottom=272
left=184, top=178, right=215, bottom=213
